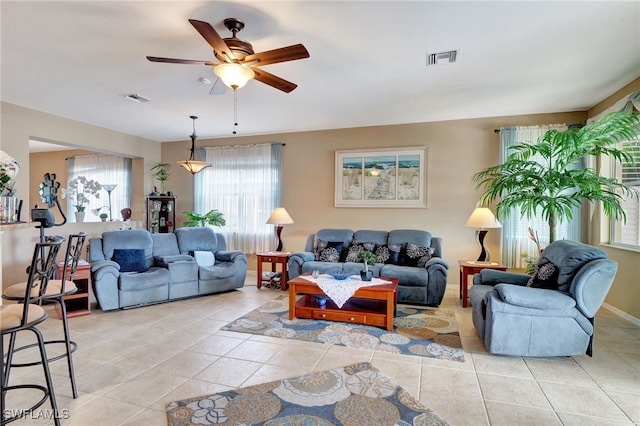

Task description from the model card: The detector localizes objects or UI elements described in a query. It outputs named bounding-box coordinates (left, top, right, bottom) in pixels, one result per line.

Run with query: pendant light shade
left=177, top=115, right=211, bottom=175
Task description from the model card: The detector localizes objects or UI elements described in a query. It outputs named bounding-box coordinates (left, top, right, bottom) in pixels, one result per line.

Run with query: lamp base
left=476, top=229, right=491, bottom=262
left=274, top=225, right=284, bottom=252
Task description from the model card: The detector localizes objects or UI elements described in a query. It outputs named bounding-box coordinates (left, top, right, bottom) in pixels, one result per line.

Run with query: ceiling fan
left=147, top=18, right=310, bottom=94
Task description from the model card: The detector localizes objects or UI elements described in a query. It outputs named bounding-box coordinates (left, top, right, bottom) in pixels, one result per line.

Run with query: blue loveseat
left=89, top=227, right=247, bottom=310
left=287, top=228, right=449, bottom=306
left=469, top=240, right=617, bottom=357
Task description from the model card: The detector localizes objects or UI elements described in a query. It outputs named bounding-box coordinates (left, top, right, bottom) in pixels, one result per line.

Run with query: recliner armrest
left=91, top=260, right=120, bottom=273
left=288, top=252, right=315, bottom=264
left=425, top=257, right=448, bottom=269
left=215, top=250, right=246, bottom=263
left=474, top=269, right=530, bottom=287
left=495, top=283, right=576, bottom=310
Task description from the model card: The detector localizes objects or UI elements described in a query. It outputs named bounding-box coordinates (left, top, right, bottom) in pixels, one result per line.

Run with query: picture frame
left=335, top=146, right=428, bottom=208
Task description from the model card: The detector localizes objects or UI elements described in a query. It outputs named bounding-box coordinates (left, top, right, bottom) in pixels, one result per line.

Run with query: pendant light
left=177, top=115, right=211, bottom=175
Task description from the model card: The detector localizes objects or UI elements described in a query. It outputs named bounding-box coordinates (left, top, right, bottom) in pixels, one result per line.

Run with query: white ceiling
left=2, top=1, right=639, bottom=144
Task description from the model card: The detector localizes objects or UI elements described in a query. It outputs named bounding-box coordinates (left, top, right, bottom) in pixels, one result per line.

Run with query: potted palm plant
left=473, top=111, right=640, bottom=243
left=182, top=209, right=226, bottom=227
left=358, top=250, right=376, bottom=281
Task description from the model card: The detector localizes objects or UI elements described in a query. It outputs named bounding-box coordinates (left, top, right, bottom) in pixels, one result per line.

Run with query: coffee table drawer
left=313, top=310, right=365, bottom=324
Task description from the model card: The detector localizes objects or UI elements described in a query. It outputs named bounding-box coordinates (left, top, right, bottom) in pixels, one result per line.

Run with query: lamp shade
left=465, top=207, right=501, bottom=229
left=266, top=207, right=294, bottom=225
left=214, top=63, right=255, bottom=89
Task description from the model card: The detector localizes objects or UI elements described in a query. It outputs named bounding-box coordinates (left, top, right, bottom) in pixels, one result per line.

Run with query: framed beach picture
left=335, top=146, right=427, bottom=208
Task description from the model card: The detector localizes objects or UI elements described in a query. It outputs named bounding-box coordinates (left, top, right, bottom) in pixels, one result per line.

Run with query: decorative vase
left=360, top=270, right=373, bottom=281
left=0, top=196, right=17, bottom=223
left=75, top=211, right=85, bottom=223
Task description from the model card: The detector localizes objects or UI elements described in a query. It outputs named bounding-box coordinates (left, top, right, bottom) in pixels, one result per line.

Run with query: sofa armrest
left=473, top=269, right=530, bottom=287
left=287, top=252, right=315, bottom=280
left=91, top=260, right=120, bottom=273
left=495, top=283, right=576, bottom=310
left=425, top=256, right=448, bottom=269
left=215, top=250, right=247, bottom=263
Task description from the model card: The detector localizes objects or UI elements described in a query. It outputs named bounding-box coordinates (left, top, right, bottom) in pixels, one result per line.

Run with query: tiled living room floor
left=3, top=270, right=639, bottom=425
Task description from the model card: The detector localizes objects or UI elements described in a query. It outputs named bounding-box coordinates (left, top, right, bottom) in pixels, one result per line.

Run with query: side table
left=54, top=259, right=92, bottom=319
left=458, top=260, right=507, bottom=308
left=257, top=252, right=290, bottom=291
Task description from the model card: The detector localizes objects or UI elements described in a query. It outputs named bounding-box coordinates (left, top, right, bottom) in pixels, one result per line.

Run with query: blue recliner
left=469, top=240, right=617, bottom=357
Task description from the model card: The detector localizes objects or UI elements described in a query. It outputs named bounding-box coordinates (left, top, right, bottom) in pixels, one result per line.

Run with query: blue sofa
left=287, top=229, right=449, bottom=306
left=469, top=240, right=617, bottom=357
left=89, top=227, right=247, bottom=311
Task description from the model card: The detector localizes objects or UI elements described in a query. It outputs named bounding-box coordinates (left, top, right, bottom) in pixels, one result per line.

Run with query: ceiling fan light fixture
left=214, top=63, right=255, bottom=89
left=177, top=115, right=211, bottom=175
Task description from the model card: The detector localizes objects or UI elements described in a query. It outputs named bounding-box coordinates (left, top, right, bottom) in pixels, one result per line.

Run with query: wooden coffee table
left=288, top=275, right=398, bottom=331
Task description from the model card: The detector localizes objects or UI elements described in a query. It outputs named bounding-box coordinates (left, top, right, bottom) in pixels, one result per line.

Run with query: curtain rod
left=493, top=122, right=585, bottom=133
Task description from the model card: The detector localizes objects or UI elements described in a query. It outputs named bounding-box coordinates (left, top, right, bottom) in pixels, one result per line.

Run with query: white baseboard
left=602, top=302, right=640, bottom=327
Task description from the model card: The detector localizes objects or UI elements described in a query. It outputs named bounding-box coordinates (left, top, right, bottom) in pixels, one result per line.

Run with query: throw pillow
left=399, top=243, right=435, bottom=267
left=374, top=244, right=391, bottom=264
left=314, top=240, right=345, bottom=263
left=386, top=243, right=402, bottom=264
left=344, top=243, right=365, bottom=263
left=113, top=248, right=148, bottom=273
left=527, top=257, right=560, bottom=289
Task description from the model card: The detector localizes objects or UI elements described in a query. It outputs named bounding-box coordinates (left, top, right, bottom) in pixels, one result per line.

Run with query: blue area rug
left=221, top=296, right=464, bottom=362
left=166, top=362, right=449, bottom=425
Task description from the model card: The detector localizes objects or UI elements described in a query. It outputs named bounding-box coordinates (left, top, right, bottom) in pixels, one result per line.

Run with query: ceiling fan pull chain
left=233, top=89, right=239, bottom=135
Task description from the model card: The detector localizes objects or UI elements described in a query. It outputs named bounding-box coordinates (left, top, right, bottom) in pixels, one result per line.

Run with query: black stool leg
left=57, top=297, right=78, bottom=398
left=32, top=327, right=61, bottom=426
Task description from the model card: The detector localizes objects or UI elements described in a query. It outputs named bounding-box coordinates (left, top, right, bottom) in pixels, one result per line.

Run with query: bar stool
left=2, top=233, right=86, bottom=399
left=1, top=236, right=64, bottom=426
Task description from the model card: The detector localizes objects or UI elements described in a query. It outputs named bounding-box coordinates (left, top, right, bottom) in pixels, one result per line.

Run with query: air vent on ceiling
left=426, top=50, right=459, bottom=66
left=120, top=93, right=151, bottom=103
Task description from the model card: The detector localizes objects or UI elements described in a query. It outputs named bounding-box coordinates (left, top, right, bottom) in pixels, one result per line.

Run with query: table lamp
left=465, top=206, right=501, bottom=262
left=266, top=207, right=294, bottom=252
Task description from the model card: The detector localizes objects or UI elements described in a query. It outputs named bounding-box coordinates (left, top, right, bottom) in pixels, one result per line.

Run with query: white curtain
left=68, top=154, right=132, bottom=222
left=499, top=124, right=581, bottom=268
left=195, top=143, right=283, bottom=253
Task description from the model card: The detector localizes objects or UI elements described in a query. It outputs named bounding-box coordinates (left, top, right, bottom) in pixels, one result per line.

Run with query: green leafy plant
left=473, top=111, right=640, bottom=243
left=358, top=250, right=376, bottom=273
left=182, top=209, right=226, bottom=227
left=151, top=162, right=171, bottom=194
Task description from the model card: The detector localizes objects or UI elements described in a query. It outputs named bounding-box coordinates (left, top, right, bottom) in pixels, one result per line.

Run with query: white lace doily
left=299, top=274, right=391, bottom=308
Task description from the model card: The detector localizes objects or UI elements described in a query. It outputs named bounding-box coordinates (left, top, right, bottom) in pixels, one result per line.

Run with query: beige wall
left=588, top=77, right=640, bottom=319
left=163, top=111, right=587, bottom=281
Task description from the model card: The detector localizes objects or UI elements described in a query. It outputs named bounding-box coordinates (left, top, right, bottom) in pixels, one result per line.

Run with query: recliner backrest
left=102, top=230, right=154, bottom=268
left=540, top=240, right=608, bottom=292
left=312, top=229, right=354, bottom=251
left=151, top=233, right=181, bottom=256
left=175, top=227, right=219, bottom=254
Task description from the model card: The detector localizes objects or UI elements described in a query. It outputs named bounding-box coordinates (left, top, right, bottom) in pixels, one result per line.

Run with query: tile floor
left=3, top=271, right=639, bottom=425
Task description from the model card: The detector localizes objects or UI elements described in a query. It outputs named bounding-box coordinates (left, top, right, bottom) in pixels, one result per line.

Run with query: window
left=67, top=154, right=132, bottom=222
left=499, top=124, right=581, bottom=268
left=611, top=139, right=640, bottom=247
left=195, top=143, right=283, bottom=254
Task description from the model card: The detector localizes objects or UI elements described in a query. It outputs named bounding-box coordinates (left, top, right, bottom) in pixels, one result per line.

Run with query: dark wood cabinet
left=146, top=195, right=176, bottom=233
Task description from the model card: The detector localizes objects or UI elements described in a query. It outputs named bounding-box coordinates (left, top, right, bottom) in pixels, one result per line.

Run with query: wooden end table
left=458, top=260, right=507, bottom=308
left=54, top=259, right=92, bottom=319
left=257, top=252, right=290, bottom=291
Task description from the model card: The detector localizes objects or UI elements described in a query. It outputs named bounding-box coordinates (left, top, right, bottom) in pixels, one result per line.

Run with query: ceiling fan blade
left=209, top=78, right=227, bottom=95
left=252, top=68, right=298, bottom=93
left=244, top=44, right=309, bottom=66
left=146, top=56, right=217, bottom=66
left=188, top=19, right=236, bottom=62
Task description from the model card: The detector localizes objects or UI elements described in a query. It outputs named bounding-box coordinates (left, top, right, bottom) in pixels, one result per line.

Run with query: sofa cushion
left=527, top=257, right=560, bottom=290
left=314, top=240, right=345, bottom=262
left=113, top=249, right=148, bottom=273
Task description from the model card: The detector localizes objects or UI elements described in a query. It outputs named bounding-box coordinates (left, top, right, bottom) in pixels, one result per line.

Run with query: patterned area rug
left=166, top=362, right=449, bottom=425
left=221, top=296, right=464, bottom=362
